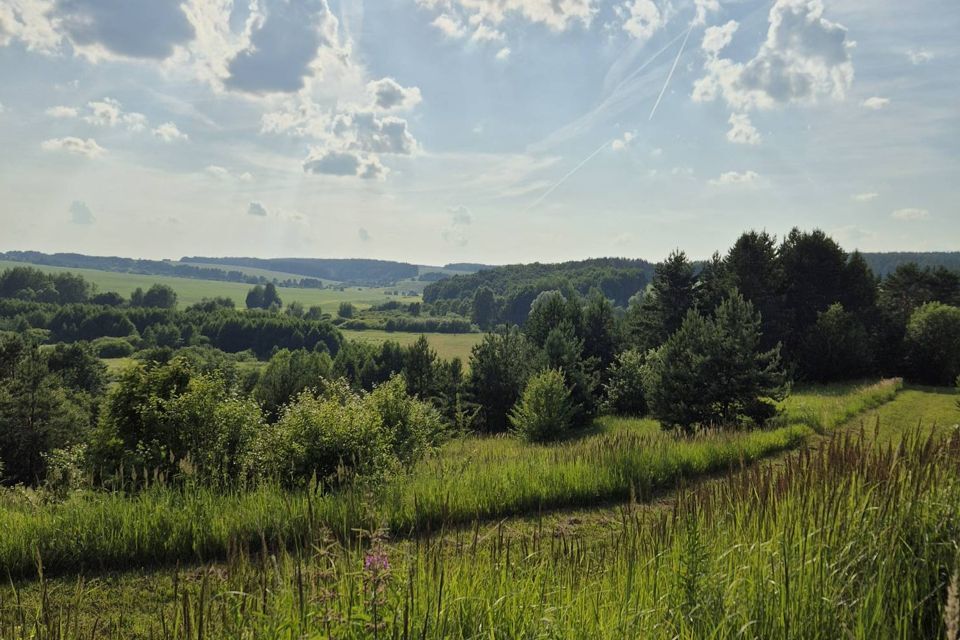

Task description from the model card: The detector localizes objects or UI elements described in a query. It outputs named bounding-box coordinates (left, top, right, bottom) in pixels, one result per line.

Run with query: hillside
left=184, top=256, right=419, bottom=285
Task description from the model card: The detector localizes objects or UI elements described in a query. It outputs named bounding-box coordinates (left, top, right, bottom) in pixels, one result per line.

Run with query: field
left=0, top=259, right=419, bottom=309
left=2, top=381, right=958, bottom=638
left=341, top=329, right=483, bottom=362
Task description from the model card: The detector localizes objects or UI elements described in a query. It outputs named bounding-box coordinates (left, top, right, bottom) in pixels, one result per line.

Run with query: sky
left=0, top=0, right=957, bottom=265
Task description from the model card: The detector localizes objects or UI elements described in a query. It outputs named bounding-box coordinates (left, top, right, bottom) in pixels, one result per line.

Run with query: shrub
left=510, top=368, right=574, bottom=442
left=602, top=349, right=646, bottom=415
left=92, top=336, right=135, bottom=358
left=904, top=302, right=960, bottom=385
left=367, top=375, right=446, bottom=464
left=798, top=303, right=873, bottom=382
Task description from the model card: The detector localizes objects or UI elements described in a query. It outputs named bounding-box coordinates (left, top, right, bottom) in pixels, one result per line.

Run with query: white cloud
left=693, top=0, right=720, bottom=26
left=471, top=22, right=505, bottom=42
left=495, top=46, right=511, bottom=61
left=621, top=0, right=662, bottom=42
left=417, top=0, right=594, bottom=33
left=69, top=200, right=95, bottom=224
left=702, top=20, right=737, bottom=56
left=46, top=105, right=78, bottom=118
left=906, top=48, right=933, bottom=65
left=726, top=113, right=761, bottom=145
left=431, top=13, right=466, bottom=38
left=358, top=227, right=371, bottom=242
left=862, top=96, right=889, bottom=110
left=368, top=77, right=422, bottom=111
left=611, top=130, right=635, bottom=150
left=442, top=204, right=472, bottom=245
left=41, top=137, right=106, bottom=158
left=303, top=149, right=387, bottom=180
left=693, top=0, right=854, bottom=111
left=84, top=98, right=147, bottom=131
left=709, top=170, right=759, bottom=186
left=0, top=0, right=61, bottom=53
left=851, top=192, right=878, bottom=202
left=891, top=208, right=929, bottom=221
left=248, top=201, right=268, bottom=217
left=153, top=122, right=189, bottom=142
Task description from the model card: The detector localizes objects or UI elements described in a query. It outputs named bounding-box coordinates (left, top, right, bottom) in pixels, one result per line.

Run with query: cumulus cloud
left=709, top=170, right=759, bottom=186
left=224, top=0, right=341, bottom=94
left=495, top=46, right=511, bottom=61
left=247, top=201, right=268, bottom=217
left=303, top=149, right=386, bottom=180
left=368, top=77, right=422, bottom=111
left=153, top=122, right=189, bottom=142
left=693, top=0, right=720, bottom=26
left=611, top=130, right=635, bottom=151
left=68, top=200, right=95, bottom=224
left=46, top=105, right=78, bottom=118
left=862, top=96, right=889, bottom=110
left=702, top=20, right=737, bottom=55
left=693, top=0, right=854, bottom=111
left=726, top=113, right=761, bottom=145
left=84, top=98, right=147, bottom=131
left=906, top=48, right=933, bottom=64
left=57, top=0, right=195, bottom=60
left=41, top=136, right=106, bottom=158
left=358, top=227, right=371, bottom=242
left=418, top=0, right=593, bottom=33
left=0, top=0, right=61, bottom=52
left=471, top=22, right=505, bottom=42
left=431, top=13, right=465, bottom=38
left=851, top=192, right=878, bottom=202
left=891, top=208, right=929, bottom=221
left=621, top=0, right=662, bottom=42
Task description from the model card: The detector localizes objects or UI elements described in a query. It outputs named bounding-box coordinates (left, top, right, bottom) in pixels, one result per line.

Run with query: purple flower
left=364, top=551, right=389, bottom=573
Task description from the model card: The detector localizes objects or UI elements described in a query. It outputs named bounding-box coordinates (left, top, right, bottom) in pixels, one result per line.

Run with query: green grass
left=340, top=329, right=483, bottom=363
left=0, top=260, right=419, bottom=309
left=3, top=397, right=959, bottom=638
left=0, top=380, right=906, bottom=580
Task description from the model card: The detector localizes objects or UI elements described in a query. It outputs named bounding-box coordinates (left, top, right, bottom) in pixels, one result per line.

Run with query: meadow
left=1, top=383, right=958, bottom=638
left=0, top=380, right=904, bottom=581
left=340, top=329, right=483, bottom=363
left=0, top=260, right=418, bottom=309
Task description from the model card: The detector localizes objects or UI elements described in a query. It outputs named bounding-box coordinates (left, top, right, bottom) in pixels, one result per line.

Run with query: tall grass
left=4, top=423, right=958, bottom=638
left=0, top=380, right=903, bottom=579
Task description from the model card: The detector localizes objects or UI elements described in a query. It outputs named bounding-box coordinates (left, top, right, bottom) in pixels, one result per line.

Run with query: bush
left=904, top=302, right=960, bottom=385
left=509, top=368, right=574, bottom=442
left=92, top=336, right=135, bottom=358
left=798, top=303, right=873, bottom=382
left=602, top=349, right=646, bottom=415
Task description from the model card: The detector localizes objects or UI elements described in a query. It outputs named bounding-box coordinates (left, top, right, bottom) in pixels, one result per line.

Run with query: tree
left=142, top=284, right=178, bottom=309
left=338, top=302, right=356, bottom=319
left=724, top=231, right=784, bottom=347
left=582, top=289, right=619, bottom=374
left=246, top=285, right=265, bottom=309
left=602, top=349, right=646, bottom=416
left=468, top=328, right=542, bottom=433
left=254, top=348, right=333, bottom=419
left=525, top=290, right=573, bottom=346
left=903, top=302, right=960, bottom=385
left=403, top=335, right=438, bottom=400
left=285, top=301, right=305, bottom=318
left=798, top=303, right=873, bottom=382
left=543, top=323, right=597, bottom=426
left=471, top=286, right=497, bottom=329
left=262, top=283, right=282, bottom=309
left=509, top=369, right=574, bottom=442
left=627, top=250, right=696, bottom=352
left=643, top=292, right=788, bottom=432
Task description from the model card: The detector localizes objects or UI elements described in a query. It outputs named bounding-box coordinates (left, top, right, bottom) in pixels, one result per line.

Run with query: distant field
left=0, top=260, right=419, bottom=309
left=341, top=328, right=483, bottom=362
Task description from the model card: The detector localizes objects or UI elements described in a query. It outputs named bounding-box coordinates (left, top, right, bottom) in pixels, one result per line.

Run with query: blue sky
left=0, top=0, right=957, bottom=264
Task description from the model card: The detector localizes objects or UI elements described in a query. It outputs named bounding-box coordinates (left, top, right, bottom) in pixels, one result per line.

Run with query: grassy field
left=2, top=383, right=958, bottom=638
left=0, top=260, right=419, bottom=309
left=0, top=380, right=903, bottom=580
left=341, top=329, right=483, bottom=362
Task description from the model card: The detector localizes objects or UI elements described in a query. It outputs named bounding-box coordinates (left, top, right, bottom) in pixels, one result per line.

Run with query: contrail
left=648, top=21, right=694, bottom=121
left=525, top=138, right=613, bottom=211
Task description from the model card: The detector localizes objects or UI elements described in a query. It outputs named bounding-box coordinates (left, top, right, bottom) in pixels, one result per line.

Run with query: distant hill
left=443, top=263, right=494, bottom=273
left=860, top=252, right=960, bottom=277
left=0, top=250, right=254, bottom=284
left=184, top=257, right=419, bottom=286
left=423, top=257, right=656, bottom=314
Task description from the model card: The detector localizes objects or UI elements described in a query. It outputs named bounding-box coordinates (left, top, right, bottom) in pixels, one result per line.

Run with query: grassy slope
left=0, top=259, right=418, bottom=309
left=3, top=384, right=958, bottom=638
